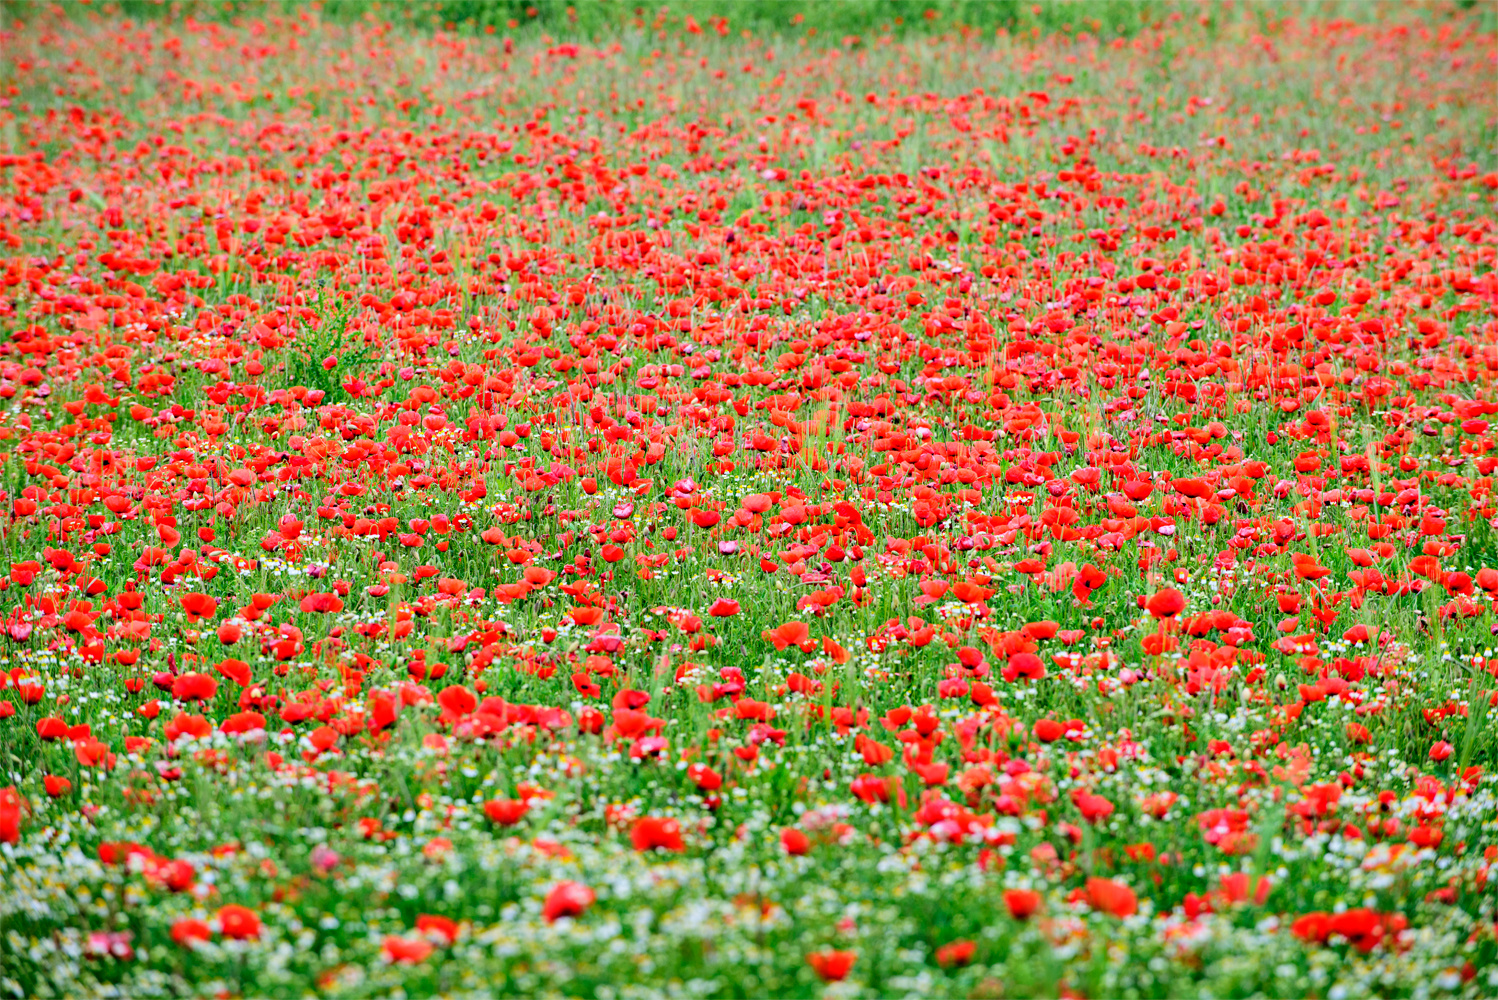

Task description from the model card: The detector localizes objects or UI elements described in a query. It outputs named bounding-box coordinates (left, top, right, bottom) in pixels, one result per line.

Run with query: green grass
left=9, top=0, right=1488, bottom=43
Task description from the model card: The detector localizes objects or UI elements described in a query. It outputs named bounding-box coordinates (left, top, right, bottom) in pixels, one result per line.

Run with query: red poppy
left=1003, top=652, right=1046, bottom=683
left=171, top=673, right=218, bottom=702
left=180, top=593, right=218, bottom=622
left=935, top=939, right=976, bottom=967
left=1291, top=911, right=1332, bottom=943
left=630, top=816, right=686, bottom=852
left=1074, top=793, right=1115, bottom=824
left=781, top=828, right=810, bottom=855
left=0, top=786, right=25, bottom=844
left=807, top=950, right=856, bottom=982
left=35, top=716, right=68, bottom=741
left=1327, top=908, right=1386, bottom=951
left=170, top=919, right=212, bottom=948
left=1145, top=588, right=1186, bottom=619
left=542, top=881, right=596, bottom=923
left=762, top=620, right=817, bottom=652
left=216, top=658, right=251, bottom=686
left=1085, top=877, right=1138, bottom=917
left=164, top=713, right=213, bottom=742
left=1004, top=889, right=1042, bottom=920
left=220, top=711, right=267, bottom=735
left=1033, top=719, right=1065, bottom=743
left=483, top=799, right=530, bottom=826
left=382, top=935, right=434, bottom=965
left=217, top=904, right=261, bottom=940
left=415, top=914, right=459, bottom=944
left=1071, top=564, right=1108, bottom=606
left=687, top=763, right=723, bottom=791
left=74, top=738, right=114, bottom=769
left=437, top=685, right=477, bottom=719
left=299, top=592, right=345, bottom=614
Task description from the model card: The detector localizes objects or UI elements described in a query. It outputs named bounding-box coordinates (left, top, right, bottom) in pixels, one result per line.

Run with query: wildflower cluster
left=0, top=5, right=1495, bottom=996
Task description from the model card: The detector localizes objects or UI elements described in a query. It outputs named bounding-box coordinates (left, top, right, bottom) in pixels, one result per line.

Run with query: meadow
left=0, top=2, right=1495, bottom=996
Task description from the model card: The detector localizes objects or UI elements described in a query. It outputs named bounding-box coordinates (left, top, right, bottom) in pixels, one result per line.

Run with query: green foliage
left=404, top=0, right=1162, bottom=39
left=3, top=0, right=1472, bottom=42
left=276, top=293, right=378, bottom=404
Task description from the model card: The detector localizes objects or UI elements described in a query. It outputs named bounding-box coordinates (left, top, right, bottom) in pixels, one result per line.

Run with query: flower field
left=0, top=2, right=1496, bottom=996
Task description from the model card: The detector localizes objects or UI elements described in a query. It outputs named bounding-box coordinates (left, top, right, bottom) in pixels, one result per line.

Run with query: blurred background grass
left=6, top=0, right=1494, bottom=40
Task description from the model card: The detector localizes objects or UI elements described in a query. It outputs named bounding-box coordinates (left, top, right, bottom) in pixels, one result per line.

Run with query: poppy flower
left=1291, top=555, right=1333, bottom=582
left=1002, top=652, right=1046, bottom=683
left=216, top=658, right=251, bottom=686
left=542, top=881, right=596, bottom=923
left=171, top=673, right=218, bottom=702
left=1216, top=872, right=1272, bottom=907
left=74, top=739, right=114, bottom=769
left=1074, top=792, right=1115, bottom=824
left=437, top=685, right=477, bottom=719
left=383, top=935, right=434, bottom=964
left=170, top=919, right=212, bottom=948
left=630, top=816, right=686, bottom=852
left=1033, top=719, right=1065, bottom=743
left=1173, top=478, right=1212, bottom=499
left=35, top=716, right=68, bottom=741
left=299, top=592, right=345, bottom=614
left=935, top=939, right=976, bottom=967
left=781, top=828, right=810, bottom=855
left=217, top=904, right=261, bottom=940
left=1085, top=877, right=1138, bottom=917
left=0, top=786, right=25, bottom=844
left=849, top=774, right=895, bottom=803
left=1004, top=888, right=1042, bottom=920
left=1145, top=588, right=1186, bottom=619
left=180, top=593, right=218, bottom=622
left=1326, top=908, right=1388, bottom=951
left=164, top=713, right=212, bottom=742
left=483, top=798, right=530, bottom=826
left=807, top=950, right=856, bottom=982
left=762, top=620, right=817, bottom=652
left=607, top=709, right=666, bottom=741
left=687, top=763, right=723, bottom=791
left=1071, top=564, right=1107, bottom=605
left=613, top=689, right=651, bottom=711
left=415, top=914, right=459, bottom=944
left=1291, top=912, right=1332, bottom=943
left=220, top=711, right=267, bottom=735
